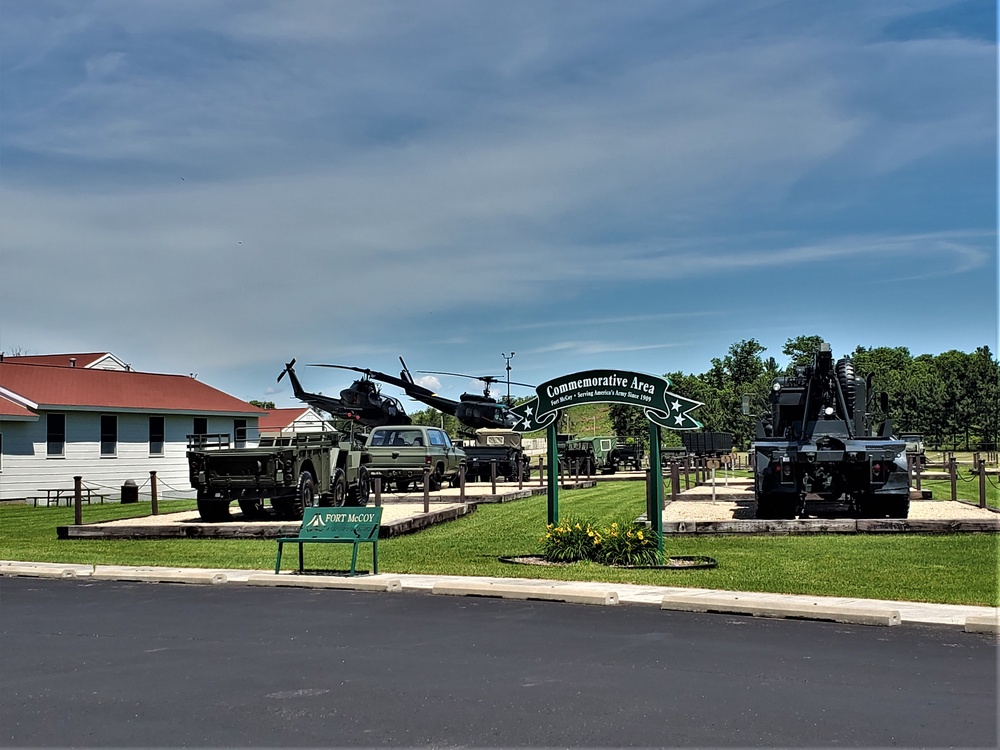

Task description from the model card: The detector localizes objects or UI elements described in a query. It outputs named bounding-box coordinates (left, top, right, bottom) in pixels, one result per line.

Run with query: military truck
left=562, top=436, right=620, bottom=474
left=365, top=425, right=466, bottom=492
left=681, top=431, right=734, bottom=456
left=614, top=436, right=644, bottom=470
left=460, top=429, right=531, bottom=482
left=745, top=342, right=909, bottom=519
left=187, top=423, right=372, bottom=522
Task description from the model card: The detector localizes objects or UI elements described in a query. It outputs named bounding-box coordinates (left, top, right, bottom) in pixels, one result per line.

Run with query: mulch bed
left=498, top=554, right=717, bottom=570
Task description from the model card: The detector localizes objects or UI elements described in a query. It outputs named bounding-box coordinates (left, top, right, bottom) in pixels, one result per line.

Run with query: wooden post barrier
left=373, top=473, right=382, bottom=507
left=949, top=456, right=958, bottom=502
left=150, top=470, right=159, bottom=515
left=459, top=461, right=467, bottom=503
left=978, top=458, right=987, bottom=509
left=422, top=465, right=430, bottom=513
left=74, top=475, right=83, bottom=526
left=490, top=459, right=497, bottom=494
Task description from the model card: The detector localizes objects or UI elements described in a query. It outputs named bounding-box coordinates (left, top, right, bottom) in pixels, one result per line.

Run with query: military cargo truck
left=746, top=342, right=909, bottom=519
left=563, top=436, right=620, bottom=474
left=187, top=424, right=372, bottom=522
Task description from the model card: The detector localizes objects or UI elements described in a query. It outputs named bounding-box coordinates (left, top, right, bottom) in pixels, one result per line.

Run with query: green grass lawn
left=1, top=484, right=996, bottom=606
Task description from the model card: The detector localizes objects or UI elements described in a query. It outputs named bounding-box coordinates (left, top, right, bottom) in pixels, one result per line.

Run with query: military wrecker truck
left=187, top=422, right=372, bottom=522
left=745, top=342, right=909, bottom=519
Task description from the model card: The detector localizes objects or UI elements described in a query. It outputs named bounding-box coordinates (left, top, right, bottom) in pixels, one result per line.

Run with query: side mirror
left=879, top=392, right=889, bottom=414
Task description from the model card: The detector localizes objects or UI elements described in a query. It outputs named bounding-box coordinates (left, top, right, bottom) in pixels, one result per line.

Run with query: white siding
left=0, top=411, right=258, bottom=502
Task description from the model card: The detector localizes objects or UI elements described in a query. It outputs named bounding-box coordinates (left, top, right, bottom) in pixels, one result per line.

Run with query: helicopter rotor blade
left=307, top=363, right=372, bottom=376
left=277, top=358, right=296, bottom=383
left=417, top=370, right=535, bottom=389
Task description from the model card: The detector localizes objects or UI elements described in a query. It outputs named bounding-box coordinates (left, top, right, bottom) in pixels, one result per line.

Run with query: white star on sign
left=671, top=400, right=682, bottom=412
left=674, top=413, right=684, bottom=426
left=525, top=405, right=533, bottom=417
left=522, top=418, right=532, bottom=429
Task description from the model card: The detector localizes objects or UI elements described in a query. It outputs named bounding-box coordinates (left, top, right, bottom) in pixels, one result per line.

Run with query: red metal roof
left=0, top=362, right=264, bottom=415
left=0, top=394, right=37, bottom=419
left=259, top=407, right=311, bottom=432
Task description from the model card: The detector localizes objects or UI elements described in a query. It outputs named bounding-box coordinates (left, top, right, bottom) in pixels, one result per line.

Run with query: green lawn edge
left=1, top=483, right=996, bottom=607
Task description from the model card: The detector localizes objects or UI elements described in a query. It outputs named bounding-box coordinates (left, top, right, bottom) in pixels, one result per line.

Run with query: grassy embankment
left=1, top=482, right=996, bottom=606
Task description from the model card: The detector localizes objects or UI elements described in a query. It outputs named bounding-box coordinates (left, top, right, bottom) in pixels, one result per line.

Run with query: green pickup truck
left=365, top=425, right=467, bottom=492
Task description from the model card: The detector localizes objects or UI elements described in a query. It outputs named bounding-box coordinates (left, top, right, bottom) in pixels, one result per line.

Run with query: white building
left=0, top=353, right=264, bottom=503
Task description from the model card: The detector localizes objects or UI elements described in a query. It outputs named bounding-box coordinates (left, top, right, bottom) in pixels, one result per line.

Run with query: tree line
left=611, top=336, right=999, bottom=452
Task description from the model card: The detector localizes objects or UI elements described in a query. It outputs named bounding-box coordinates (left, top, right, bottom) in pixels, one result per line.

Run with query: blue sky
left=1, top=0, right=996, bottom=409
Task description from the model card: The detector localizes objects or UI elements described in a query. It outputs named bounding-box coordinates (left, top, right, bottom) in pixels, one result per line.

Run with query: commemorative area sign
left=506, top=369, right=703, bottom=432
left=504, top=369, right=704, bottom=554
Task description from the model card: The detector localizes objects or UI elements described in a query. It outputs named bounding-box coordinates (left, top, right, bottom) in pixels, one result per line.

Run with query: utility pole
left=502, top=352, right=515, bottom=406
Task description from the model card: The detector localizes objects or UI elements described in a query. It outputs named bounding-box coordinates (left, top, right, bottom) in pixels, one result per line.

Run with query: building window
left=193, top=417, right=208, bottom=436
left=47, top=414, right=65, bottom=457
left=149, top=416, right=165, bottom=456
left=234, top=419, right=247, bottom=448
left=101, top=415, right=118, bottom=457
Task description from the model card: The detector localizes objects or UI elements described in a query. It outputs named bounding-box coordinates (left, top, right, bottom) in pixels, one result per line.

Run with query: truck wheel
left=324, top=469, right=347, bottom=508
left=290, top=471, right=316, bottom=520
left=238, top=498, right=266, bottom=520
left=348, top=467, right=371, bottom=507
left=884, top=495, right=910, bottom=519
left=427, top=468, right=442, bottom=492
left=755, top=493, right=795, bottom=520
left=197, top=495, right=231, bottom=523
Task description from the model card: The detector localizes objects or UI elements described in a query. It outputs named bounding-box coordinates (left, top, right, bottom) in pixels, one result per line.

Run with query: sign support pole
left=546, top=422, right=559, bottom=525
left=648, top=422, right=664, bottom=561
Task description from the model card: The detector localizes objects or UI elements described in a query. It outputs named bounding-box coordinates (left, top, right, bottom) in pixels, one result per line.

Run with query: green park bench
left=275, top=507, right=383, bottom=576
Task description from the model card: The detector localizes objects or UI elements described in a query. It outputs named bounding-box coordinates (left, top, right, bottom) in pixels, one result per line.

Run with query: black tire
left=348, top=466, right=371, bottom=507
left=197, top=494, right=231, bottom=523
left=427, top=468, right=442, bottom=492
left=289, top=471, right=315, bottom=521
left=755, top=493, right=796, bottom=520
left=858, top=493, right=910, bottom=519
left=884, top=494, right=910, bottom=519
left=237, top=497, right=266, bottom=520
left=324, top=469, right=347, bottom=508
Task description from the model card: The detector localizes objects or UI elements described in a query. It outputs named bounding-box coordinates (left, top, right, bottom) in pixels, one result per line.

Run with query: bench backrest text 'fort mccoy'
left=275, top=507, right=383, bottom=576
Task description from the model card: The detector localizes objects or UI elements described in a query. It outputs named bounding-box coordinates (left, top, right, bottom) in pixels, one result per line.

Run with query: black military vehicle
left=681, top=431, right=734, bottom=456
left=187, top=424, right=371, bottom=522
left=746, top=342, right=909, bottom=519
left=459, top=429, right=531, bottom=482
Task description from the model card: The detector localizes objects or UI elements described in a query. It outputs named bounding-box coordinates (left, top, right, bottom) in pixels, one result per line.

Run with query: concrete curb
left=245, top=573, right=402, bottom=592
left=432, top=580, right=619, bottom=606
left=660, top=592, right=901, bottom=626
left=91, top=567, right=228, bottom=585
left=964, top=615, right=999, bottom=635
left=1, top=563, right=91, bottom=579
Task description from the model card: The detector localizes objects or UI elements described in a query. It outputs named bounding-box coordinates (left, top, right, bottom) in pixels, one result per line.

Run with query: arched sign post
left=507, top=370, right=703, bottom=560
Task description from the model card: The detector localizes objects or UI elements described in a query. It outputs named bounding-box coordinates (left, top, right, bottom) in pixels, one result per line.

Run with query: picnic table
left=30, top=487, right=112, bottom=507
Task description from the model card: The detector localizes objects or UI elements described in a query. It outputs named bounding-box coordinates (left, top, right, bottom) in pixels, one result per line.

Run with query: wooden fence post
left=74, top=475, right=83, bottom=526
left=150, top=470, right=159, bottom=515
